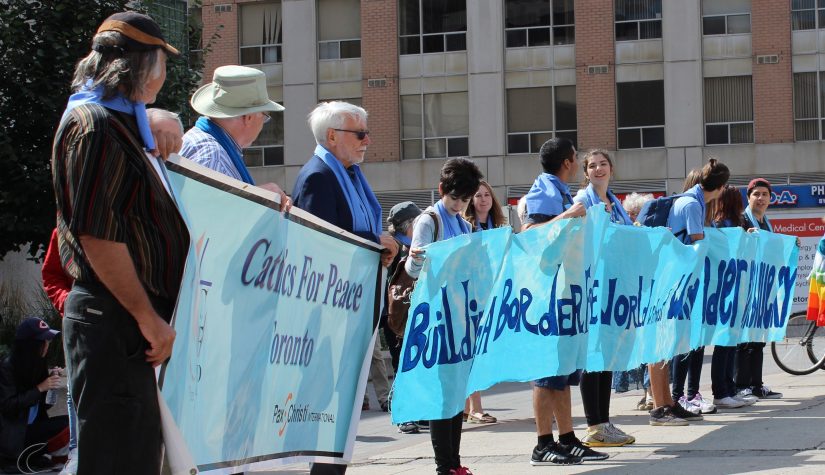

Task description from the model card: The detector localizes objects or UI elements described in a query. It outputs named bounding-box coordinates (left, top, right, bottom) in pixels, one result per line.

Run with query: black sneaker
left=669, top=403, right=703, bottom=421
left=417, top=420, right=430, bottom=431
left=752, top=385, right=782, bottom=399
left=530, top=442, right=583, bottom=465
left=560, top=438, right=610, bottom=461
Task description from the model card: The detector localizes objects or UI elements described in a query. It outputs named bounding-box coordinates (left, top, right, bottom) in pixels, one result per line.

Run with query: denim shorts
left=533, top=370, right=582, bottom=390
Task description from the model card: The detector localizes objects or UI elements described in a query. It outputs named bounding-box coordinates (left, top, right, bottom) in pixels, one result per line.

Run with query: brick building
left=195, top=0, right=825, bottom=219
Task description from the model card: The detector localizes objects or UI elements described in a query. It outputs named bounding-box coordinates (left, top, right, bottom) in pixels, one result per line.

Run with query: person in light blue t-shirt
left=653, top=159, right=729, bottom=427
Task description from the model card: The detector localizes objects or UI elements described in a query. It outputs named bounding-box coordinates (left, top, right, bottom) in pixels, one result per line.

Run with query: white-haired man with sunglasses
left=292, top=101, right=398, bottom=475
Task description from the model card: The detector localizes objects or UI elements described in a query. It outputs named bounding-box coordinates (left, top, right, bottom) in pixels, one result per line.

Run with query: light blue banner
left=160, top=161, right=381, bottom=473
left=391, top=205, right=798, bottom=423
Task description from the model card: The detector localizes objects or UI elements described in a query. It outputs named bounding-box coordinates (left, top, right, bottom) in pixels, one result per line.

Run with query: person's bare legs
left=466, top=392, right=482, bottom=415
left=549, top=386, right=573, bottom=435
left=648, top=360, right=674, bottom=408
left=533, top=387, right=555, bottom=437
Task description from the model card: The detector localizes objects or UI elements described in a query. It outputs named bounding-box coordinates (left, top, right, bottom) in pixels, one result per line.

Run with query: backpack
left=635, top=193, right=688, bottom=240
left=387, top=211, right=439, bottom=337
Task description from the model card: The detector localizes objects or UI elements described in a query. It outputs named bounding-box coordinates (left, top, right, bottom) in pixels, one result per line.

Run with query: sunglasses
left=333, top=128, right=370, bottom=140
left=261, top=112, right=271, bottom=124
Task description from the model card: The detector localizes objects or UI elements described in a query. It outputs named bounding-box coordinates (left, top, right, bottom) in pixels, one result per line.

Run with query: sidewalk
left=270, top=351, right=825, bottom=475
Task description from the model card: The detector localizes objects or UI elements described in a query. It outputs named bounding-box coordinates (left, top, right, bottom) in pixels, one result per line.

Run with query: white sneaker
left=713, top=396, right=746, bottom=408
left=688, top=393, right=717, bottom=414
left=678, top=396, right=701, bottom=415
left=734, top=389, right=758, bottom=405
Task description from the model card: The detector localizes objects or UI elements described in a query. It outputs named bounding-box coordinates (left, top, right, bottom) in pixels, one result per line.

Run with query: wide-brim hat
left=191, top=65, right=285, bottom=118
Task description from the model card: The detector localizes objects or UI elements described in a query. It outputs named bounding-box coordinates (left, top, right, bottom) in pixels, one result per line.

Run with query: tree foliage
left=0, top=0, right=205, bottom=260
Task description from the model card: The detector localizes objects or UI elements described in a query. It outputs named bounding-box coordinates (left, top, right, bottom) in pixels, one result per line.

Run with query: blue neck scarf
left=195, top=117, right=255, bottom=185
left=394, top=232, right=412, bottom=247
left=474, top=214, right=494, bottom=232
left=744, top=205, right=772, bottom=232
left=583, top=184, right=633, bottom=225
left=315, top=144, right=382, bottom=238
left=62, top=80, right=155, bottom=151
left=525, top=173, right=573, bottom=217
left=436, top=200, right=471, bottom=240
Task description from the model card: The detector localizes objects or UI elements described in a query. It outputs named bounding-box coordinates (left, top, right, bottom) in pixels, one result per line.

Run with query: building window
left=704, top=76, right=753, bottom=145
left=615, top=0, right=662, bottom=42
left=702, top=0, right=751, bottom=35
left=245, top=106, right=285, bottom=167
left=401, top=92, right=469, bottom=159
left=399, top=0, right=467, bottom=55
left=504, top=0, right=575, bottom=48
left=318, top=0, right=361, bottom=59
left=792, top=0, right=825, bottom=30
left=616, top=81, right=665, bottom=149
left=240, top=2, right=282, bottom=65
left=793, top=72, right=825, bottom=141
left=506, top=86, right=577, bottom=154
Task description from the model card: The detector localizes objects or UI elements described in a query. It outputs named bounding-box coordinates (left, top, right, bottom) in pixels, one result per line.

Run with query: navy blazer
left=292, top=155, right=381, bottom=244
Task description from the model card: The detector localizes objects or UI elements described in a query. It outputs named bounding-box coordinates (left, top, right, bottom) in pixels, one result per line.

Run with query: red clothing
left=41, top=228, right=73, bottom=316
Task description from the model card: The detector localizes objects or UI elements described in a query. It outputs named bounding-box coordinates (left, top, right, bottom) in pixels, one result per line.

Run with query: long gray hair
left=71, top=31, right=163, bottom=101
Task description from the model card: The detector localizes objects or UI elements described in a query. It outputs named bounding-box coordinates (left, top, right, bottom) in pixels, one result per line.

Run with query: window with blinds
left=318, top=0, right=361, bottom=60
left=505, top=86, right=577, bottom=154
left=616, top=81, right=665, bottom=149
left=239, top=2, right=282, bottom=65
left=704, top=76, right=754, bottom=145
left=615, top=0, right=662, bottom=42
left=793, top=72, right=825, bottom=141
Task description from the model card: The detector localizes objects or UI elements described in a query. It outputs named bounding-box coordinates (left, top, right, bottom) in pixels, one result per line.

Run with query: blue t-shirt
left=667, top=184, right=706, bottom=244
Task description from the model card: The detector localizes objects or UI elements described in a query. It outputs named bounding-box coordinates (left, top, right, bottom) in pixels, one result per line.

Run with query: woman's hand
left=36, top=373, right=62, bottom=393
left=410, top=247, right=426, bottom=264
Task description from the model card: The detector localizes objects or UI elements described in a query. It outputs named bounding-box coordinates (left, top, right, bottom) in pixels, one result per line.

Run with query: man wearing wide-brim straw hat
left=180, top=65, right=291, bottom=210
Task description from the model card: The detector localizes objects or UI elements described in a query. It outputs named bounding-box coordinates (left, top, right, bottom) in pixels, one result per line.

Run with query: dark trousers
left=671, top=347, right=705, bottom=400
left=64, top=282, right=171, bottom=475
left=430, top=412, right=463, bottom=474
left=310, top=463, right=347, bottom=474
left=382, top=324, right=401, bottom=374
left=580, top=371, right=612, bottom=426
left=711, top=345, right=737, bottom=399
left=735, top=342, right=765, bottom=389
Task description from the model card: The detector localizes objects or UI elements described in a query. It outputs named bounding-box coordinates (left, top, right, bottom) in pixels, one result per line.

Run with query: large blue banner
left=391, top=206, right=798, bottom=423
left=159, top=158, right=381, bottom=474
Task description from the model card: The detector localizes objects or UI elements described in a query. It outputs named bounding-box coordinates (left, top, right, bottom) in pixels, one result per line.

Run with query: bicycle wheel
left=771, top=313, right=825, bottom=375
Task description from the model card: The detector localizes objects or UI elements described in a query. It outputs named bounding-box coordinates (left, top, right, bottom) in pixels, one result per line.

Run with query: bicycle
left=771, top=311, right=825, bottom=375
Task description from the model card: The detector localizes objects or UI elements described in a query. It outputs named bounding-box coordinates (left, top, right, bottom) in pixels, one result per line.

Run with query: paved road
left=267, top=349, right=825, bottom=474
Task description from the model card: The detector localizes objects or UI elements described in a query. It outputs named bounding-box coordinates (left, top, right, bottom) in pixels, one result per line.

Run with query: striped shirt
left=180, top=126, right=244, bottom=180
left=51, top=104, right=190, bottom=300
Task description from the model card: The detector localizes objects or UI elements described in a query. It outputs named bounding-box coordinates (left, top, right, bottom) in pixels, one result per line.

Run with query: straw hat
left=190, top=65, right=285, bottom=118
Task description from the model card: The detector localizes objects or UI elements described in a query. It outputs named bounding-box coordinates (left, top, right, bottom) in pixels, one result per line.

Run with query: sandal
left=462, top=412, right=469, bottom=422
left=466, top=412, right=497, bottom=423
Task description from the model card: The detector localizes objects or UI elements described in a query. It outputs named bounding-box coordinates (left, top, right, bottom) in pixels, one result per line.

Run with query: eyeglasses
left=333, top=128, right=370, bottom=140
left=261, top=112, right=271, bottom=124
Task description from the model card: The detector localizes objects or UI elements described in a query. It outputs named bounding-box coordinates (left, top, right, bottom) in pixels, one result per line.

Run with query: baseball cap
left=95, top=11, right=180, bottom=56
left=387, top=201, right=422, bottom=228
left=15, top=317, right=60, bottom=341
left=747, top=178, right=772, bottom=196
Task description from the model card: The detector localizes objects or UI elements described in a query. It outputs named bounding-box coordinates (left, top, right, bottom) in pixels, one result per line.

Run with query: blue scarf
left=195, top=117, right=255, bottom=185
left=315, top=144, right=382, bottom=238
left=436, top=201, right=471, bottom=240
left=474, top=215, right=494, bottom=232
left=394, top=232, right=412, bottom=247
left=525, top=173, right=573, bottom=217
left=744, top=205, right=772, bottom=232
left=582, top=184, right=633, bottom=225
left=62, top=80, right=155, bottom=151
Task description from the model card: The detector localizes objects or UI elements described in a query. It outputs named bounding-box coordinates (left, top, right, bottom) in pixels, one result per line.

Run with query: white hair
left=307, top=101, right=368, bottom=145
left=146, top=108, right=184, bottom=134
left=622, top=192, right=655, bottom=217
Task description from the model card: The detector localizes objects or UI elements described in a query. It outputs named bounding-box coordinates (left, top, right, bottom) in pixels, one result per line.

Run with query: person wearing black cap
left=0, top=318, right=68, bottom=472
left=737, top=178, right=784, bottom=400
left=51, top=11, right=189, bottom=475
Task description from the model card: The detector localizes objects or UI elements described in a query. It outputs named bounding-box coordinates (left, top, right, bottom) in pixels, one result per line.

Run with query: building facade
left=197, top=0, right=825, bottom=219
